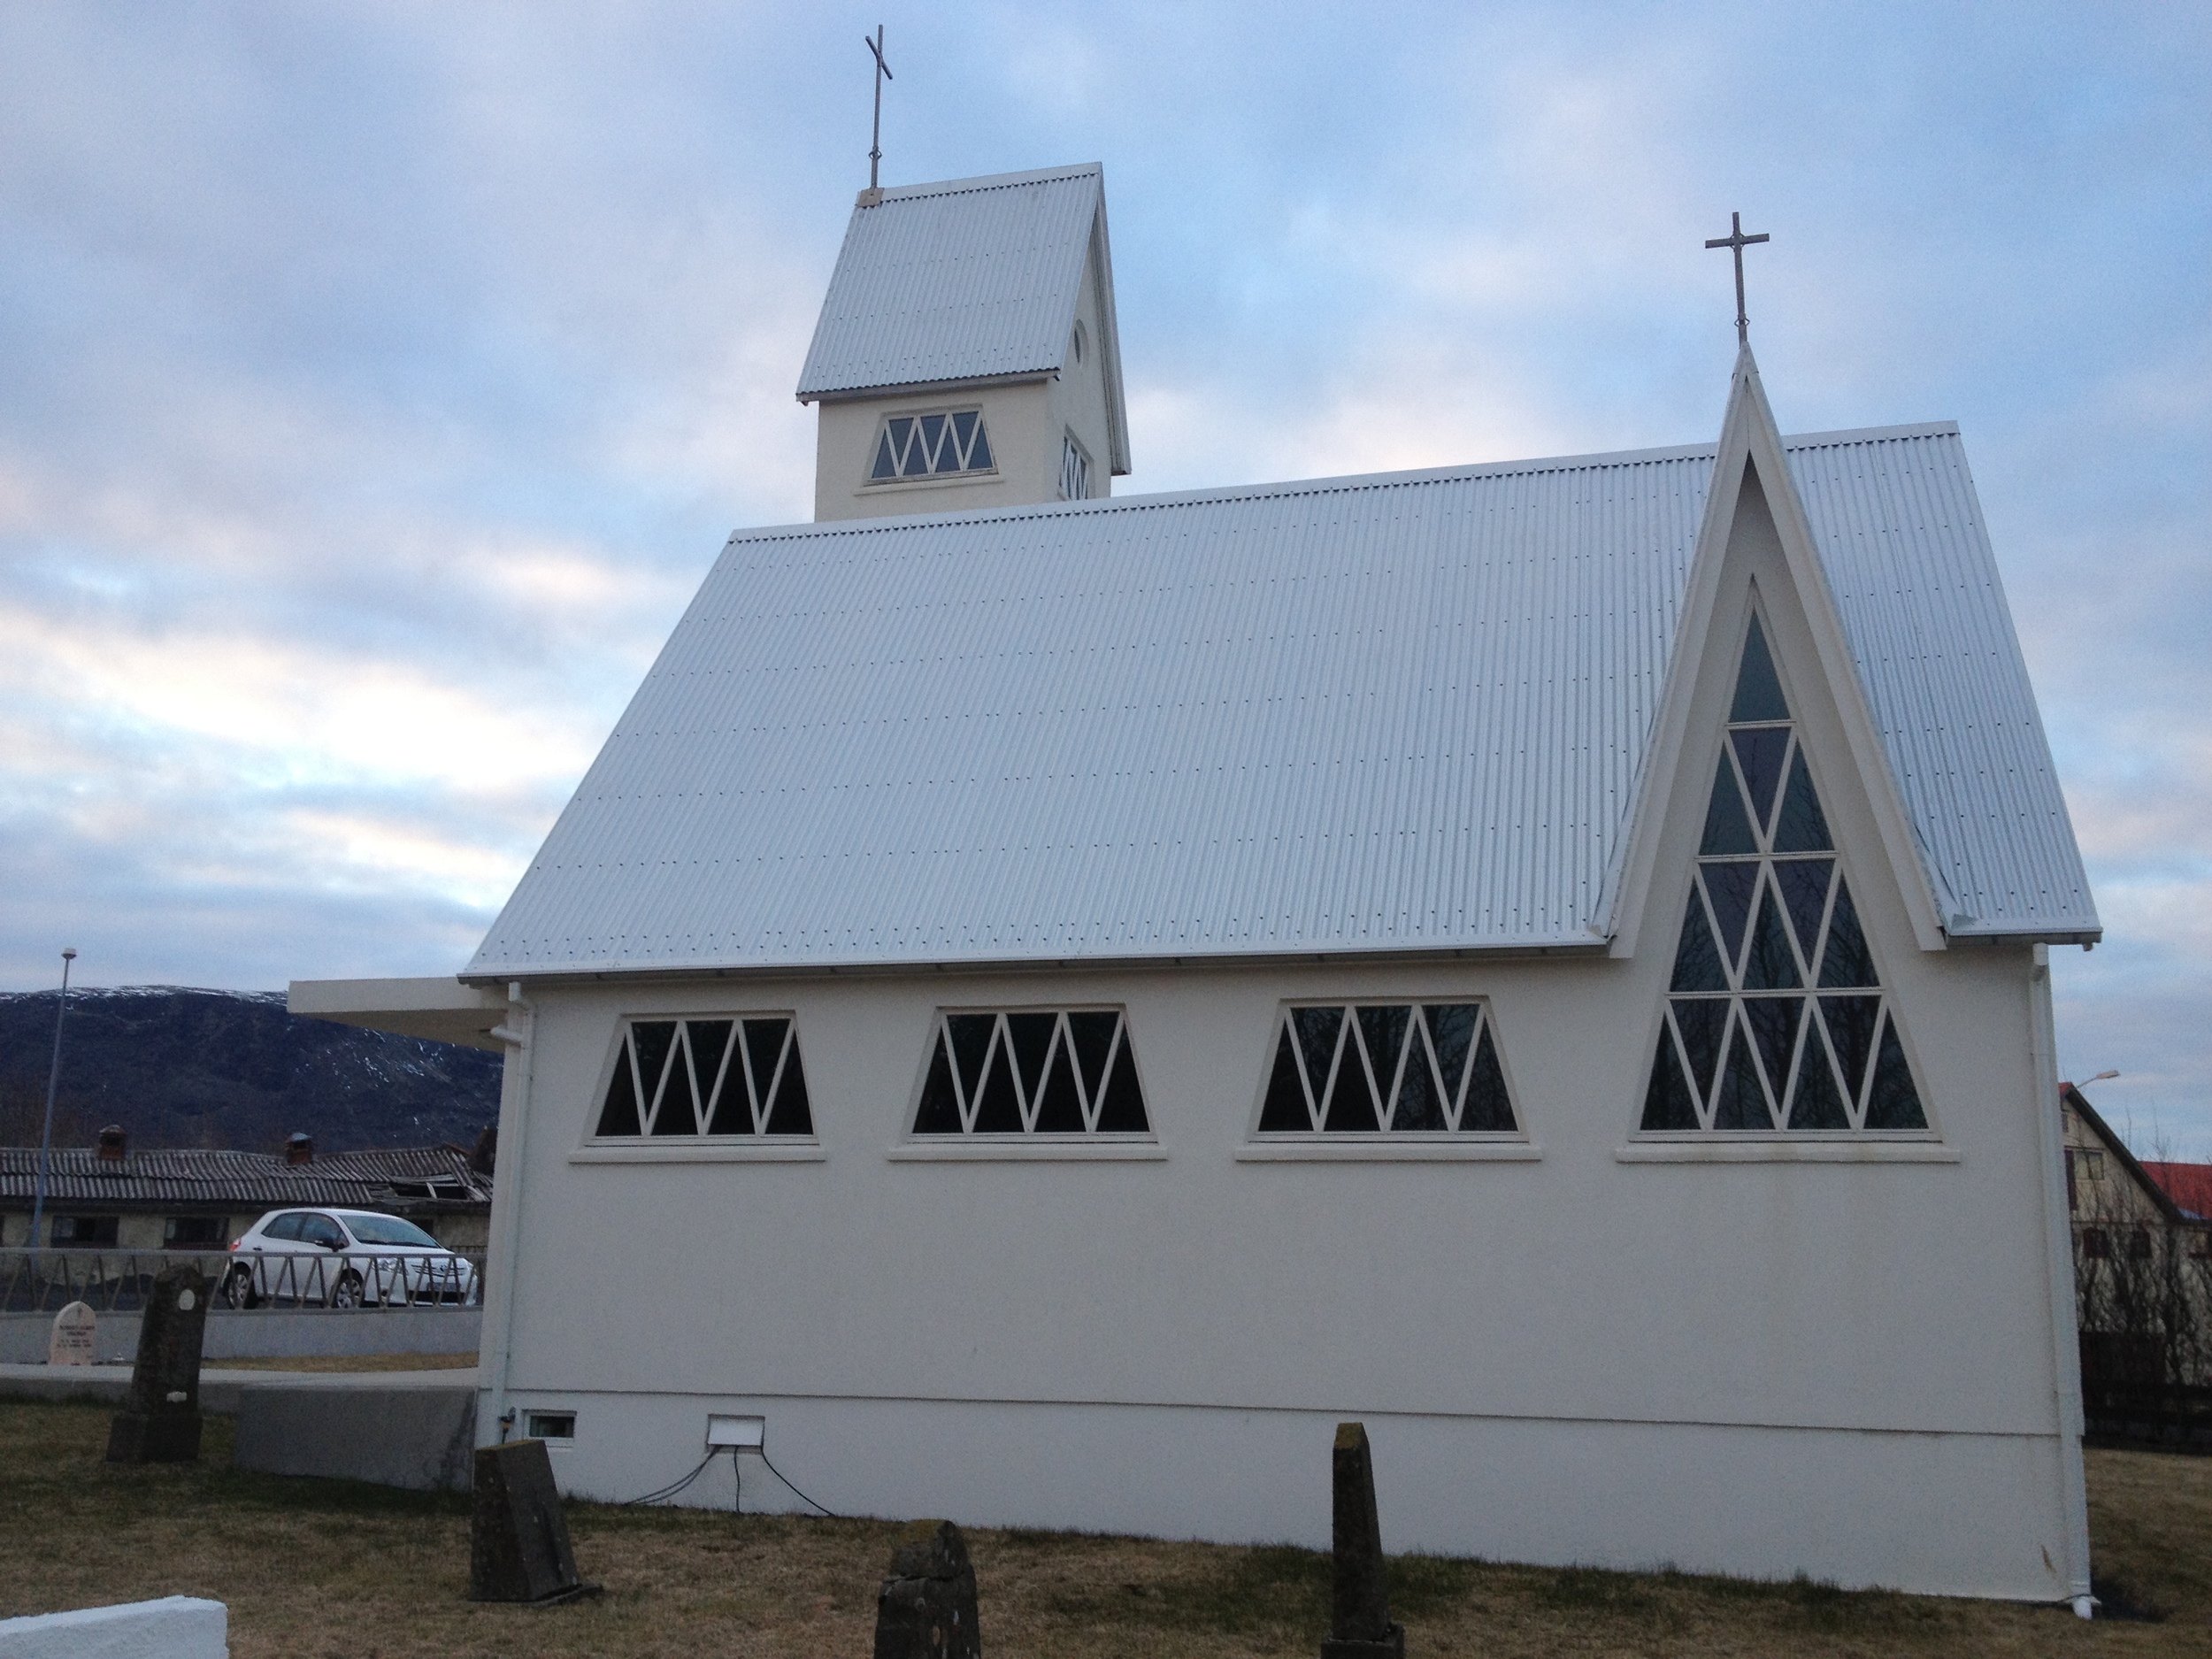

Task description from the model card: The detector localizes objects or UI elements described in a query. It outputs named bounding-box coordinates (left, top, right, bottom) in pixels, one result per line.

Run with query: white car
left=222, top=1209, right=480, bottom=1309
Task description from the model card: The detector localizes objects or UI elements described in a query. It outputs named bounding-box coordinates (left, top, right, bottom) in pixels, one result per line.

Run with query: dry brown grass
left=0, top=1402, right=2207, bottom=1656
left=211, top=1353, right=480, bottom=1373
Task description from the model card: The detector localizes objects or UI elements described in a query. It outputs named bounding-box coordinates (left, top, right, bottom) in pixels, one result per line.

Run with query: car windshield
left=342, top=1215, right=439, bottom=1248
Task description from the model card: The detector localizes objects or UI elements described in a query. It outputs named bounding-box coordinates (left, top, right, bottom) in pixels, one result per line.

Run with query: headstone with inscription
left=873, top=1519, right=982, bottom=1659
left=1321, top=1422, right=1404, bottom=1659
left=104, top=1263, right=209, bottom=1463
left=48, top=1302, right=96, bottom=1367
left=468, top=1438, right=600, bottom=1605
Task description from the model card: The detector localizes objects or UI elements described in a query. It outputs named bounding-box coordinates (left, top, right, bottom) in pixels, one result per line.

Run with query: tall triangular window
left=1640, top=615, right=1929, bottom=1134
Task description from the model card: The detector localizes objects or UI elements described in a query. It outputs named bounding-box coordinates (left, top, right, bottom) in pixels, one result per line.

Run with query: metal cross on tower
left=1704, top=211, right=1770, bottom=346
left=864, top=25, right=894, bottom=194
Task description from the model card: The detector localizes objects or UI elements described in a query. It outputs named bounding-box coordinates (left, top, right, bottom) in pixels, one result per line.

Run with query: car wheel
left=221, top=1264, right=260, bottom=1310
left=330, top=1269, right=365, bottom=1310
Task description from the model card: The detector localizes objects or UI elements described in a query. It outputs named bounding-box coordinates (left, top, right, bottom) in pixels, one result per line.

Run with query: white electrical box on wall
left=705, top=1414, right=765, bottom=1450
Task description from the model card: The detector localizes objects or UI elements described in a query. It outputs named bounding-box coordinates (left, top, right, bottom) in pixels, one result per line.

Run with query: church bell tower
left=795, top=164, right=1132, bottom=523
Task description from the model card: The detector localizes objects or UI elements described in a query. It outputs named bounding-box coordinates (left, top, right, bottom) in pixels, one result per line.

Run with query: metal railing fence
left=0, top=1248, right=485, bottom=1314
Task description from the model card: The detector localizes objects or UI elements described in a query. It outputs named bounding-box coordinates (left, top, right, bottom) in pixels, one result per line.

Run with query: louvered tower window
left=1640, top=617, right=1929, bottom=1133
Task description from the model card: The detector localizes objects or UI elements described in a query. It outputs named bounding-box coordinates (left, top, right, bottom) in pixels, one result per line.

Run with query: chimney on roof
left=96, top=1125, right=127, bottom=1163
left=285, top=1133, right=314, bottom=1166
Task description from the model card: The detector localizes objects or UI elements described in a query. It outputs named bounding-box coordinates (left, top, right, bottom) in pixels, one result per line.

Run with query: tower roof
left=795, top=165, right=1129, bottom=465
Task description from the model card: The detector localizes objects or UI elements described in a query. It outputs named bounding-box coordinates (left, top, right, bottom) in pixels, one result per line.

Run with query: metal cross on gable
left=864, top=25, right=893, bottom=195
left=1705, top=211, right=1770, bottom=346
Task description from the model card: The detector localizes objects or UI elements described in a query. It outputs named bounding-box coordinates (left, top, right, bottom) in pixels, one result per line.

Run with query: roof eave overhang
left=461, top=936, right=1615, bottom=991
left=797, top=368, right=1059, bottom=406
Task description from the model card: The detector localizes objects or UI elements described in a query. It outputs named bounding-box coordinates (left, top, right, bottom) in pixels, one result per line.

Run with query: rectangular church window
left=592, top=1015, right=814, bottom=1140
left=910, top=1008, right=1150, bottom=1136
left=1256, top=1001, right=1520, bottom=1136
left=1639, top=613, right=1932, bottom=1137
left=866, top=407, right=997, bottom=484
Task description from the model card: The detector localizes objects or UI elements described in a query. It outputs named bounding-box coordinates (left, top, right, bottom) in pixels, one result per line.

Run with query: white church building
left=295, top=164, right=2103, bottom=1604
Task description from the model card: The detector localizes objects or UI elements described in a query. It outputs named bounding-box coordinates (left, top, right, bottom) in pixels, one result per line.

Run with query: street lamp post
left=28, top=949, right=78, bottom=1258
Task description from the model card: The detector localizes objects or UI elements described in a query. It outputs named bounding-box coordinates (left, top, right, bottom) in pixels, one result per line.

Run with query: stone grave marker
left=105, top=1263, right=208, bottom=1464
left=873, top=1519, right=981, bottom=1659
left=48, top=1302, right=96, bottom=1367
left=468, top=1438, right=600, bottom=1605
left=1321, top=1422, right=1403, bottom=1658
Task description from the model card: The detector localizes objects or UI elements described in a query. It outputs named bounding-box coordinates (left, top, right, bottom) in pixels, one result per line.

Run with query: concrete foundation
left=0, top=1307, right=478, bottom=1365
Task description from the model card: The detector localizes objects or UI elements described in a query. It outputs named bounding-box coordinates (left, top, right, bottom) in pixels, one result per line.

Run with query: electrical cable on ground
left=758, top=1448, right=837, bottom=1517
left=622, top=1450, right=721, bottom=1507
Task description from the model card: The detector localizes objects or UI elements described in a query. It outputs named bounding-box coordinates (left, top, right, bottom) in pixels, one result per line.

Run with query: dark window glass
left=690, top=1020, right=734, bottom=1111
left=1033, top=1039, right=1087, bottom=1133
left=1771, top=751, right=1832, bottom=853
left=1640, top=1033, right=1698, bottom=1130
left=1638, top=616, right=1930, bottom=1136
left=1700, top=756, right=1757, bottom=856
left=918, top=413, right=949, bottom=472
left=1863, top=1018, right=1928, bottom=1129
left=300, top=1214, right=346, bottom=1249
left=950, top=410, right=979, bottom=465
left=1358, top=1006, right=1410, bottom=1107
left=1323, top=1036, right=1382, bottom=1132
left=1774, top=858, right=1833, bottom=961
left=54, top=1216, right=119, bottom=1245
left=1392, top=1033, right=1448, bottom=1132
left=1259, top=1029, right=1311, bottom=1131
left=871, top=429, right=898, bottom=480
left=1743, top=996, right=1804, bottom=1102
left=918, top=1010, right=1149, bottom=1135
left=1671, top=999, right=1729, bottom=1101
left=631, top=1023, right=678, bottom=1118
left=948, top=1014, right=995, bottom=1102
left=1007, top=1013, right=1056, bottom=1102
left=887, top=417, right=919, bottom=475
left=742, top=1019, right=789, bottom=1111
left=1711, top=1024, right=1772, bottom=1129
left=653, top=1031, right=701, bottom=1135
left=972, top=1038, right=1024, bottom=1133
left=165, top=1217, right=225, bottom=1246
left=764, top=1040, right=813, bottom=1135
left=1820, top=996, right=1882, bottom=1105
left=1261, top=1003, right=1517, bottom=1135
left=1424, top=1004, right=1476, bottom=1103
left=1462, top=1025, right=1516, bottom=1132
left=595, top=1042, right=641, bottom=1136
left=1740, top=888, right=1802, bottom=989
left=967, top=423, right=993, bottom=471
left=1786, top=1033, right=1851, bottom=1129
left=1732, top=727, right=1791, bottom=834
left=1670, top=892, right=1726, bottom=992
left=1702, top=863, right=1759, bottom=966
left=1729, top=614, right=1790, bottom=723
left=1094, top=1041, right=1149, bottom=1133
left=914, top=1041, right=964, bottom=1134
left=1816, top=879, right=1877, bottom=987
left=263, top=1212, right=305, bottom=1241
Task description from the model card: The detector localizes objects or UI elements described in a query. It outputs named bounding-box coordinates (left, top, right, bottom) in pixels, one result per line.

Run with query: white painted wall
left=479, top=436, right=2081, bottom=1600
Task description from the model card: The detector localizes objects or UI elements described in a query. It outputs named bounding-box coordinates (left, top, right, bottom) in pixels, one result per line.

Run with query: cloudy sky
left=2, top=4, right=2206, bottom=1146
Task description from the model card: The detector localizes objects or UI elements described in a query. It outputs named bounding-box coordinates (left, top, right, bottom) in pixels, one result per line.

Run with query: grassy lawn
left=0, top=1402, right=2207, bottom=1656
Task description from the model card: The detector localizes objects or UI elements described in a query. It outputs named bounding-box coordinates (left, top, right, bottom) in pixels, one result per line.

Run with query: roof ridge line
left=873, top=163, right=1102, bottom=201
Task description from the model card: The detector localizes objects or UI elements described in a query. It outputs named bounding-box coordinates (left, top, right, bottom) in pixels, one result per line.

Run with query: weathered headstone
left=468, top=1439, right=600, bottom=1605
left=1322, top=1422, right=1403, bottom=1658
left=105, top=1263, right=208, bottom=1463
left=48, top=1302, right=96, bottom=1367
left=873, top=1519, right=982, bottom=1659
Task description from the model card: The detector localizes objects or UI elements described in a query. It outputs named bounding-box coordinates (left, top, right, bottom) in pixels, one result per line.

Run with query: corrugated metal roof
left=796, top=165, right=1102, bottom=399
left=0, top=1146, right=490, bottom=1209
left=469, top=424, right=2094, bottom=979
